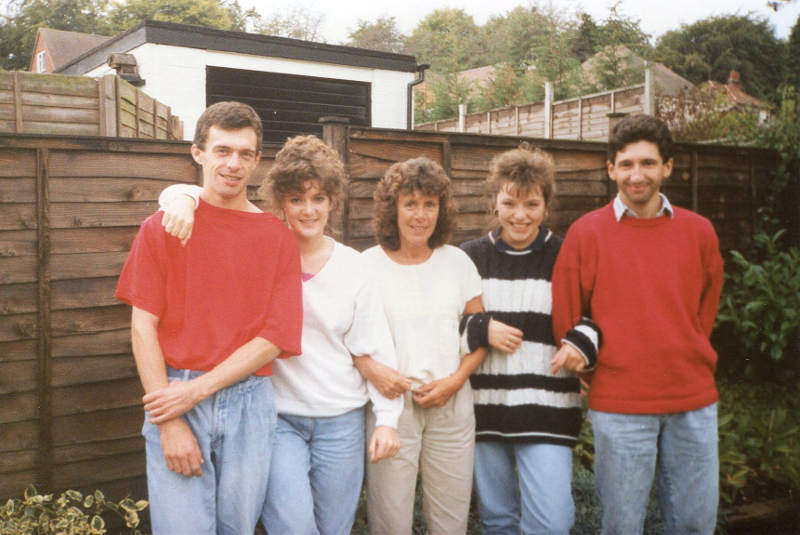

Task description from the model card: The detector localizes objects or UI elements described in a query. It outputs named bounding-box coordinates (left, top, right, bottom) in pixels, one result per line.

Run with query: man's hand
left=368, top=426, right=400, bottom=463
left=353, top=357, right=411, bottom=399
left=161, top=194, right=196, bottom=246
left=158, top=418, right=203, bottom=477
left=487, top=318, right=524, bottom=354
left=144, top=380, right=203, bottom=424
left=551, top=343, right=586, bottom=375
left=412, top=375, right=461, bottom=408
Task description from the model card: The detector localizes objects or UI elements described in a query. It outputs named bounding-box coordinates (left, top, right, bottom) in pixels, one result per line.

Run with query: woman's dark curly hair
left=487, top=142, right=556, bottom=206
left=372, top=157, right=456, bottom=251
left=258, top=135, right=347, bottom=214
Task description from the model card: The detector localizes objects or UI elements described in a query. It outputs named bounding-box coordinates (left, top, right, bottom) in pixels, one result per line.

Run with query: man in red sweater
left=552, top=114, right=724, bottom=534
left=116, top=102, right=302, bottom=534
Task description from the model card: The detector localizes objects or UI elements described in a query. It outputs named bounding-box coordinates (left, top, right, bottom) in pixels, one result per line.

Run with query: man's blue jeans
left=473, top=441, right=574, bottom=535
left=142, top=368, right=276, bottom=535
left=261, top=406, right=366, bottom=535
left=589, top=403, right=718, bottom=535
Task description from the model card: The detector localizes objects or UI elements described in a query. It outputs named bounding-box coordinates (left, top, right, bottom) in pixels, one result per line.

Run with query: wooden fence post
left=544, top=82, right=553, bottom=139
left=35, top=147, right=53, bottom=492
left=644, top=63, right=655, bottom=116
left=458, top=104, right=466, bottom=133
left=13, top=72, right=23, bottom=133
left=320, top=116, right=351, bottom=243
left=98, top=75, right=117, bottom=137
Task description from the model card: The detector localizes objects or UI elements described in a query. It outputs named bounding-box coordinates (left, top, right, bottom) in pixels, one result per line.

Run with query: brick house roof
left=30, top=28, right=110, bottom=72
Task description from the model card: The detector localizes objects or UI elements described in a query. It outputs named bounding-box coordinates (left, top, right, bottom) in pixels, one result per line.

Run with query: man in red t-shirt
left=115, top=101, right=302, bottom=535
left=552, top=114, right=723, bottom=535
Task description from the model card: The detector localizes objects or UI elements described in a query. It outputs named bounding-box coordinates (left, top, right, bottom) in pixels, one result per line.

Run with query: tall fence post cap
left=319, top=116, right=351, bottom=124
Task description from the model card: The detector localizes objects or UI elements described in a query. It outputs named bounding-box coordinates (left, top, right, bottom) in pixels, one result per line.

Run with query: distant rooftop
left=56, top=19, right=418, bottom=75
left=34, top=28, right=111, bottom=72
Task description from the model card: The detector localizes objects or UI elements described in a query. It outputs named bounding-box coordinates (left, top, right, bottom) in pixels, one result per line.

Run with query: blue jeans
left=261, top=407, right=366, bottom=535
left=473, top=441, right=574, bottom=535
left=142, top=368, right=276, bottom=535
left=589, top=403, right=718, bottom=535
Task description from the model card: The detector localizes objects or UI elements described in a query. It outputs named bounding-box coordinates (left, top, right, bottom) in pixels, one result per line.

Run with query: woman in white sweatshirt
left=157, top=135, right=402, bottom=535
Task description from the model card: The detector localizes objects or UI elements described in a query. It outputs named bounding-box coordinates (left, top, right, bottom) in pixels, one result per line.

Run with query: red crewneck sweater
left=552, top=202, right=724, bottom=414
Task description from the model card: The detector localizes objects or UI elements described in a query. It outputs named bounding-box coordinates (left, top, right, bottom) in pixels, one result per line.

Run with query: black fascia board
left=57, top=19, right=418, bottom=75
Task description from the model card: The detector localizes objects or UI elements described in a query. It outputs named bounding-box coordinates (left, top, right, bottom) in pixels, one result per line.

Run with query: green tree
left=483, top=6, right=548, bottom=71
left=346, top=16, right=405, bottom=53
left=107, top=0, right=250, bottom=33
left=785, top=15, right=800, bottom=89
left=569, top=12, right=598, bottom=62
left=585, top=3, right=651, bottom=91
left=654, top=14, right=784, bottom=103
left=1, top=0, right=111, bottom=70
left=404, top=8, right=487, bottom=73
left=253, top=6, right=324, bottom=41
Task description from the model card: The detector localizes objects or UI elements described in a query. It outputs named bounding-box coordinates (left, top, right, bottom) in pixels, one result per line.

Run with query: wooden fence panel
left=0, top=129, right=781, bottom=505
left=0, top=72, right=182, bottom=139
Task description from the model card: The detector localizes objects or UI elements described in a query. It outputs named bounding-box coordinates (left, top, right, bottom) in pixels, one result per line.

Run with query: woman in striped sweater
left=459, top=144, right=600, bottom=535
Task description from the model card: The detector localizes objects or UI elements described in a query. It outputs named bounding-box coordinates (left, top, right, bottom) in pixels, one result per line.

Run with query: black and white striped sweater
left=460, top=228, right=599, bottom=446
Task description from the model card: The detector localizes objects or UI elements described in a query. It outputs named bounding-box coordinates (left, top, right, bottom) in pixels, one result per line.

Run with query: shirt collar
left=613, top=193, right=673, bottom=222
left=489, top=226, right=552, bottom=254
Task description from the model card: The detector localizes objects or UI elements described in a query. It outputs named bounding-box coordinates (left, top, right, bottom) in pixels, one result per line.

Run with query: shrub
left=715, top=229, right=800, bottom=379
left=718, top=382, right=800, bottom=496
left=0, top=486, right=148, bottom=535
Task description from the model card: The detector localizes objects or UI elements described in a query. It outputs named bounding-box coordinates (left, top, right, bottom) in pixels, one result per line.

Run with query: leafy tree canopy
left=785, top=14, right=800, bottom=89
left=654, top=14, right=785, bottom=103
left=404, top=8, right=487, bottom=72
left=0, top=0, right=261, bottom=70
left=1, top=0, right=111, bottom=70
left=107, top=0, right=254, bottom=34
left=346, top=16, right=405, bottom=53
left=253, top=6, right=324, bottom=42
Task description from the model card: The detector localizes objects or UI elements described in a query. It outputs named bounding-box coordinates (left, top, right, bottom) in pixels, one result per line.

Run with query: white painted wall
left=85, top=43, right=415, bottom=140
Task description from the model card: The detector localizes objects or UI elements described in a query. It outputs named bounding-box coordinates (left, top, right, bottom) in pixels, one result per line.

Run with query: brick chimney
left=727, top=70, right=741, bottom=87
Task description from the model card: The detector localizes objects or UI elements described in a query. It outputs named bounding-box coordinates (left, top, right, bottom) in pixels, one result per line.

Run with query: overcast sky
left=243, top=0, right=799, bottom=45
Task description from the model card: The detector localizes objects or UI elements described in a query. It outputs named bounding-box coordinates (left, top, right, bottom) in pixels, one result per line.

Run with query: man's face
left=608, top=140, right=673, bottom=216
left=191, top=125, right=261, bottom=208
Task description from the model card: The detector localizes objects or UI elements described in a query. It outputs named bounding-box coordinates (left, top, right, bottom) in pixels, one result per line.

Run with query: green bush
left=0, top=486, right=148, bottom=535
left=715, top=229, right=800, bottom=379
left=718, top=381, right=800, bottom=499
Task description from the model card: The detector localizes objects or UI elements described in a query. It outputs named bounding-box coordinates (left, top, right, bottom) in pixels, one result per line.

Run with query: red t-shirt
left=115, top=199, right=303, bottom=375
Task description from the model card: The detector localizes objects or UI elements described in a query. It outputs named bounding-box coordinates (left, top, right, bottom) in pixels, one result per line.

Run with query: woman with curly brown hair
left=355, top=156, right=487, bottom=534
left=155, top=135, right=402, bottom=535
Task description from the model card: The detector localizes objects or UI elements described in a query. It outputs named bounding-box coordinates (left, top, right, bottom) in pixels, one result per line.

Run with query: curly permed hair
left=258, top=135, right=347, bottom=214
left=487, top=142, right=556, bottom=207
left=372, top=157, right=456, bottom=251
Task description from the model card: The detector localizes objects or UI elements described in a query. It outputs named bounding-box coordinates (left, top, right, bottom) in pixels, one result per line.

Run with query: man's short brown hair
left=372, top=157, right=456, bottom=251
left=608, top=114, right=673, bottom=163
left=193, top=101, right=263, bottom=150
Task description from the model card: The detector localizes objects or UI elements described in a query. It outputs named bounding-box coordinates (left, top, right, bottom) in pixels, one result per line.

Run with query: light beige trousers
left=365, top=382, right=475, bottom=535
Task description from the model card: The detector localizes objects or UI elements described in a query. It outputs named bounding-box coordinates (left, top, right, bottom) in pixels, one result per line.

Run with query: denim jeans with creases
left=474, top=441, right=574, bottom=535
left=142, top=367, right=276, bottom=535
left=589, top=403, right=718, bottom=535
left=261, top=406, right=366, bottom=535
